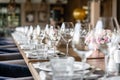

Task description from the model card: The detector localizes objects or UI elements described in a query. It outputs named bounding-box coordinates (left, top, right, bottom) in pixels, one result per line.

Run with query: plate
left=20, top=45, right=31, bottom=49
left=106, top=76, right=120, bottom=80
left=74, top=62, right=90, bottom=71
left=20, top=44, right=35, bottom=50
left=38, top=62, right=90, bottom=72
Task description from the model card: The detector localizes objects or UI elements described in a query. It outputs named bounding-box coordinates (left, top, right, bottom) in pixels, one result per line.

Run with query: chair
left=0, top=37, right=33, bottom=80
left=0, top=63, right=31, bottom=78
left=0, top=53, right=22, bottom=61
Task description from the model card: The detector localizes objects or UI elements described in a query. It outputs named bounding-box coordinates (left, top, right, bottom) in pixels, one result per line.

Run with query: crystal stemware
left=60, top=22, right=74, bottom=56
left=37, top=29, right=45, bottom=44
left=72, top=22, right=92, bottom=80
left=45, top=24, right=61, bottom=57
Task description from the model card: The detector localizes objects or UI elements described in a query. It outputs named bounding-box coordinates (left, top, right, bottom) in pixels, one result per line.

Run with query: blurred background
left=0, top=0, right=119, bottom=37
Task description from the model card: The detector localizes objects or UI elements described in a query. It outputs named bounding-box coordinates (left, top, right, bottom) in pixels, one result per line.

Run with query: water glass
left=35, top=44, right=48, bottom=59
left=28, top=39, right=36, bottom=50
left=50, top=57, right=75, bottom=80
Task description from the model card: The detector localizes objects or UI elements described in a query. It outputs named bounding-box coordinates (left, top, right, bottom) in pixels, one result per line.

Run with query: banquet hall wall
left=117, top=0, right=120, bottom=23
left=20, top=0, right=119, bottom=27
left=0, top=0, right=119, bottom=28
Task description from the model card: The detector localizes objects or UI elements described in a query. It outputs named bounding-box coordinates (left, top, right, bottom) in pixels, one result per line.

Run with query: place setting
left=32, top=56, right=102, bottom=80
left=24, top=48, right=65, bottom=60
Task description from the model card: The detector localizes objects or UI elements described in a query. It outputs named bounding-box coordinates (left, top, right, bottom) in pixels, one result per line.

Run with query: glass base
left=98, top=76, right=120, bottom=80
left=98, top=76, right=107, bottom=80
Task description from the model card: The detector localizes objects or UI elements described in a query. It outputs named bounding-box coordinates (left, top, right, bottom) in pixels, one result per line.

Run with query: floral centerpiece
left=85, top=29, right=112, bottom=51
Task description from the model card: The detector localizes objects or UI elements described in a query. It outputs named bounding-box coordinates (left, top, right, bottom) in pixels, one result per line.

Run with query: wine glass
left=37, top=29, right=45, bottom=44
left=72, top=22, right=93, bottom=80
left=45, top=24, right=61, bottom=56
left=94, top=17, right=119, bottom=80
left=60, top=22, right=74, bottom=56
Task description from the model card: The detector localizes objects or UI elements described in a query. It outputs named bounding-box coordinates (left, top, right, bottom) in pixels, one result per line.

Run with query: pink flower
left=85, top=29, right=112, bottom=50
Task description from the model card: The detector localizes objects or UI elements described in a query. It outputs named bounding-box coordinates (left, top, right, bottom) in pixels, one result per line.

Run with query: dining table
left=11, top=32, right=111, bottom=80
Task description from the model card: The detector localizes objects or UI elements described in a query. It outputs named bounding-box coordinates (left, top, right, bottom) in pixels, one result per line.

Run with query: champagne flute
left=60, top=22, right=74, bottom=56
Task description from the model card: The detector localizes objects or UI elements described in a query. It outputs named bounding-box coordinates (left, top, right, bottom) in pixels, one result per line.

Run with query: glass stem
left=53, top=41, right=59, bottom=58
left=66, top=42, right=69, bottom=57
left=104, top=54, right=109, bottom=78
left=81, top=57, right=86, bottom=80
left=40, top=39, right=42, bottom=43
left=53, top=41, right=56, bottom=54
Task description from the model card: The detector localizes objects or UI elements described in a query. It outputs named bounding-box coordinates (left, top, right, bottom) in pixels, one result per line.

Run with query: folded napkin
left=20, top=44, right=35, bottom=50
left=60, top=22, right=65, bottom=32
left=95, top=19, right=103, bottom=35
left=20, top=45, right=29, bottom=49
left=47, top=49, right=59, bottom=54
left=24, top=26, right=29, bottom=35
left=73, top=22, right=81, bottom=43
left=27, top=25, right=33, bottom=37
left=24, top=48, right=64, bottom=59
left=26, top=53, right=38, bottom=59
left=36, top=25, right=41, bottom=36
left=17, top=40, right=28, bottom=45
left=45, top=24, right=50, bottom=35
left=25, top=50, right=47, bottom=59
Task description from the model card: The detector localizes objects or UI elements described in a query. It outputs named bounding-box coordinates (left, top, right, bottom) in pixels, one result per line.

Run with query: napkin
left=95, top=19, right=103, bottom=30
left=47, top=49, right=60, bottom=54
left=60, top=23, right=65, bottom=32
left=32, top=29, right=37, bottom=39
left=75, top=22, right=82, bottom=31
left=49, top=26, right=55, bottom=40
left=24, top=26, right=29, bottom=35
left=20, top=44, right=35, bottom=50
left=73, top=22, right=81, bottom=44
left=26, top=52, right=38, bottom=59
left=36, top=25, right=41, bottom=36
left=95, top=19, right=103, bottom=35
left=20, top=45, right=31, bottom=49
left=25, top=50, right=45, bottom=59
left=45, top=24, right=50, bottom=35
left=27, top=25, right=33, bottom=37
